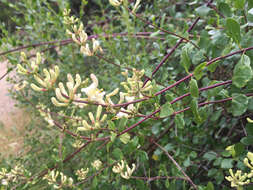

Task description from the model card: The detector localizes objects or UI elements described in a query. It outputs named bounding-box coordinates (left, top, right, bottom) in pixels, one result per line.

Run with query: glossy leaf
left=231, top=93, right=249, bottom=116
left=189, top=78, right=199, bottom=98
left=194, top=62, right=207, bottom=80
left=160, top=102, right=174, bottom=117
left=225, top=18, right=241, bottom=44
left=232, top=54, right=253, bottom=88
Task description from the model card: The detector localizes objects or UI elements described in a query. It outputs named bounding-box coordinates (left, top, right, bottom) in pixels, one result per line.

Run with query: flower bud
left=51, top=97, right=68, bottom=107
left=96, top=105, right=102, bottom=121
left=31, top=83, right=46, bottom=92
left=36, top=52, right=42, bottom=64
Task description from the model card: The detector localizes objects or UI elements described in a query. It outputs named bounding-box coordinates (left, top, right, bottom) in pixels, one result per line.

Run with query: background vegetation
left=0, top=0, right=253, bottom=189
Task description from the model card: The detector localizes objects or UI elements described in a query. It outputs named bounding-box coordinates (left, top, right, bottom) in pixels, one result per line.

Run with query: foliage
left=0, top=0, right=253, bottom=189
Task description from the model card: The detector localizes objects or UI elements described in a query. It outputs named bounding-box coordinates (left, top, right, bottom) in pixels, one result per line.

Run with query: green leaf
left=234, top=143, right=244, bottom=156
left=190, top=98, right=202, bottom=123
left=194, top=62, right=207, bottom=80
left=120, top=133, right=131, bottom=144
left=231, top=93, right=249, bottom=116
left=225, top=18, right=241, bottom=44
left=145, top=67, right=152, bottom=78
left=203, top=151, right=217, bottom=161
left=218, top=3, right=231, bottom=17
left=234, top=0, right=245, bottom=9
left=118, top=117, right=128, bottom=131
left=110, top=132, right=117, bottom=142
left=232, top=55, right=253, bottom=88
left=196, top=5, right=211, bottom=17
left=175, top=114, right=185, bottom=129
left=246, top=123, right=253, bottom=136
left=180, top=45, right=191, bottom=73
left=189, top=79, right=199, bottom=98
left=160, top=102, right=174, bottom=117
left=108, top=121, right=116, bottom=130
left=205, top=182, right=214, bottom=190
left=112, top=148, right=123, bottom=160
left=221, top=159, right=233, bottom=169
left=241, top=136, right=253, bottom=145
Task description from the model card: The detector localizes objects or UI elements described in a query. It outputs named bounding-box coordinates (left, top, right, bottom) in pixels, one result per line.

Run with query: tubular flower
left=244, top=152, right=253, bottom=170
left=17, top=52, right=42, bottom=75
left=109, top=0, right=123, bottom=6
left=112, top=160, right=136, bottom=180
left=225, top=169, right=250, bottom=188
left=14, top=81, right=28, bottom=91
left=132, top=0, right=141, bottom=13
left=81, top=74, right=105, bottom=104
left=121, top=68, right=153, bottom=98
left=63, top=9, right=102, bottom=56
left=121, top=163, right=136, bottom=179
left=112, top=160, right=125, bottom=173
left=51, top=74, right=82, bottom=107
left=92, top=160, right=102, bottom=170
left=76, top=168, right=89, bottom=181
left=63, top=8, right=79, bottom=25
left=77, top=105, right=107, bottom=131
left=31, top=66, right=59, bottom=92
left=43, top=170, right=73, bottom=189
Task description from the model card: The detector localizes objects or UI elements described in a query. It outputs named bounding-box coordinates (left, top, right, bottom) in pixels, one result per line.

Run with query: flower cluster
left=31, top=65, right=59, bottom=92
left=112, top=160, right=136, bottom=179
left=92, top=159, right=102, bottom=170
left=36, top=103, right=54, bottom=127
left=51, top=73, right=82, bottom=107
left=43, top=170, right=73, bottom=189
left=81, top=73, right=105, bottom=104
left=225, top=152, right=253, bottom=189
left=109, top=0, right=141, bottom=13
left=75, top=168, right=89, bottom=181
left=63, top=9, right=103, bottom=56
left=77, top=105, right=107, bottom=131
left=17, top=52, right=42, bottom=75
left=0, top=165, right=31, bottom=186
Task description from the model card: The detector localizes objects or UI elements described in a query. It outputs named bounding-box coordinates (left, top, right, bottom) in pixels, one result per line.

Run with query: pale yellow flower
left=81, top=74, right=105, bottom=104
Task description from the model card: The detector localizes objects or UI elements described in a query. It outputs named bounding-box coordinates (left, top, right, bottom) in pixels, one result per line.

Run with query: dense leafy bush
left=0, top=0, right=253, bottom=189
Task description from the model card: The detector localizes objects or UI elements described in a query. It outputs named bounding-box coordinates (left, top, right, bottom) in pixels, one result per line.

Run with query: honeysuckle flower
left=76, top=168, right=89, bottom=181
left=109, top=0, right=123, bottom=7
left=247, top=117, right=253, bottom=123
left=31, top=66, right=59, bottom=92
left=115, top=108, right=129, bottom=119
left=112, top=160, right=136, bottom=180
left=17, top=52, right=42, bottom=75
left=14, top=81, right=28, bottom=91
left=121, top=68, right=152, bottom=99
left=51, top=74, right=82, bottom=107
left=112, top=160, right=125, bottom=173
left=132, top=0, right=141, bottom=13
left=244, top=152, right=253, bottom=170
left=63, top=8, right=79, bottom=25
left=121, top=163, right=136, bottom=179
left=81, top=74, right=105, bottom=104
left=72, top=140, right=84, bottom=148
left=92, top=160, right=102, bottom=170
left=77, top=105, right=107, bottom=131
left=225, top=169, right=250, bottom=188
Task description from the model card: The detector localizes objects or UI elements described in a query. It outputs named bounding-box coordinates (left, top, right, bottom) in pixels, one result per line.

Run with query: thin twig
left=153, top=141, right=198, bottom=190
